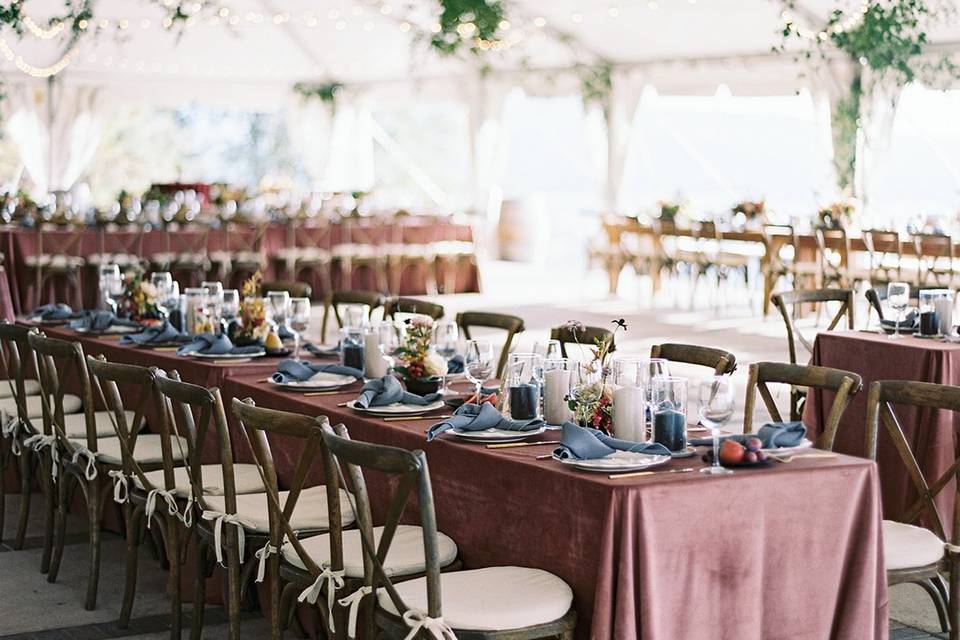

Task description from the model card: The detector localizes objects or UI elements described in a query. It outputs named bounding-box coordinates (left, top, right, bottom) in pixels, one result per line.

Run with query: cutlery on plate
left=535, top=453, right=555, bottom=460
left=486, top=440, right=561, bottom=449
left=608, top=467, right=694, bottom=480
left=152, top=346, right=180, bottom=352
left=384, top=414, right=451, bottom=422
left=303, top=391, right=356, bottom=397
left=769, top=452, right=837, bottom=463
left=212, top=358, right=251, bottom=364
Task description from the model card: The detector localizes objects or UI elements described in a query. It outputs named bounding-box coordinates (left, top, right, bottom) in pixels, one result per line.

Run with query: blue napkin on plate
left=68, top=310, right=141, bottom=332
left=31, top=303, right=75, bottom=321
left=881, top=311, right=918, bottom=330
left=120, top=321, right=190, bottom=345
left=271, top=359, right=363, bottom=383
left=176, top=333, right=265, bottom=356
left=689, top=421, right=806, bottom=449
left=356, top=375, right=441, bottom=409
left=427, top=402, right=543, bottom=442
left=553, top=422, right=671, bottom=459
left=305, top=341, right=341, bottom=356
left=447, top=354, right=464, bottom=374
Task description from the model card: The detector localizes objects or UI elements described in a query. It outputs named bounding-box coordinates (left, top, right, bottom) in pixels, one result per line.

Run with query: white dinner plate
left=556, top=451, right=671, bottom=473
left=269, top=372, right=358, bottom=391
left=450, top=426, right=547, bottom=443
left=191, top=350, right=266, bottom=360
left=74, top=324, right=142, bottom=335
left=347, top=399, right=446, bottom=416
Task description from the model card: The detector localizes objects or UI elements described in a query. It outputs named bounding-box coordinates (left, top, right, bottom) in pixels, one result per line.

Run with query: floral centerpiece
left=116, top=271, right=161, bottom=322
left=817, top=202, right=855, bottom=230
left=232, top=271, right=270, bottom=344
left=393, top=318, right=447, bottom=395
left=657, top=200, right=682, bottom=222
left=565, top=318, right=628, bottom=434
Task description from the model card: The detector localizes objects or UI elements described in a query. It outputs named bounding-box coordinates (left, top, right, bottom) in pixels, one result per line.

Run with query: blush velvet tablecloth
left=803, top=330, right=960, bottom=534
left=222, top=371, right=888, bottom=640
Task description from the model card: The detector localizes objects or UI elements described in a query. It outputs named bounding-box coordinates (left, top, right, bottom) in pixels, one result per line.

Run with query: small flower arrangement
left=817, top=202, right=855, bottom=230
left=731, top=200, right=766, bottom=220
left=393, top=318, right=447, bottom=384
left=565, top=318, right=628, bottom=434
left=117, top=271, right=160, bottom=321
left=235, top=271, right=270, bottom=343
left=657, top=201, right=682, bottom=221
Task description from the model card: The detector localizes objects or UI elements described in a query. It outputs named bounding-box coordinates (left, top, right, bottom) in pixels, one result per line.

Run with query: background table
left=803, top=330, right=960, bottom=534
left=222, top=370, right=888, bottom=640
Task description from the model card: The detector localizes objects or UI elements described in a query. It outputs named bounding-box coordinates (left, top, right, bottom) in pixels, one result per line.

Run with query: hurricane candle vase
left=543, top=358, right=574, bottom=426
left=651, top=376, right=688, bottom=452
left=504, top=353, right=544, bottom=421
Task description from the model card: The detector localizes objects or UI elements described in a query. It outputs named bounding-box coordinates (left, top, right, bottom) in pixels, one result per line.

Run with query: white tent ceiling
left=2, top=0, right=960, bottom=107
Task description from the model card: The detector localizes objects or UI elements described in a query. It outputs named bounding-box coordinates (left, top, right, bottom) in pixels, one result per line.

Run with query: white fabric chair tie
left=180, top=495, right=195, bottom=528
left=298, top=565, right=346, bottom=633
left=71, top=447, right=98, bottom=481
left=401, top=609, right=457, bottom=640
left=338, top=585, right=374, bottom=639
left=1, top=416, right=21, bottom=456
left=145, top=488, right=181, bottom=529
left=201, top=511, right=246, bottom=567
left=23, top=434, right=58, bottom=480
left=108, top=470, right=129, bottom=504
left=945, top=542, right=960, bottom=554
left=254, top=541, right=278, bottom=583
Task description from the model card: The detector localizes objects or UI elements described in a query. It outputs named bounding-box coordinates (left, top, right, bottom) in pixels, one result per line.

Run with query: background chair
left=383, top=297, right=445, bottom=321
left=549, top=324, right=614, bottom=359
left=649, top=343, right=736, bottom=376
left=911, top=232, right=955, bottom=288
left=320, top=290, right=386, bottom=343
left=863, top=229, right=903, bottom=287
left=455, top=311, right=525, bottom=379
left=26, top=224, right=87, bottom=308
left=262, top=280, right=313, bottom=299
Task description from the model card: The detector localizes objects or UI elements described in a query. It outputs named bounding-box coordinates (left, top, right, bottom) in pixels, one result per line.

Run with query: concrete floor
left=0, top=260, right=948, bottom=638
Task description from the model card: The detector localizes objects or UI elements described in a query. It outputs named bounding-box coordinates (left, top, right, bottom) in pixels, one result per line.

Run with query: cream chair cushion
left=205, top=486, right=354, bottom=533
left=134, top=464, right=265, bottom=497
left=378, top=566, right=573, bottom=631
left=0, top=394, right=82, bottom=420
left=281, top=524, right=457, bottom=578
left=73, top=434, right=189, bottom=465
left=883, top=520, right=945, bottom=571
left=0, top=379, right=40, bottom=399
left=62, top=410, right=135, bottom=439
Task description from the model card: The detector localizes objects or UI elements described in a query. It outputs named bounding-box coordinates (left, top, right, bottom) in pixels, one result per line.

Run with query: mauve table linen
left=803, top=330, right=960, bottom=533
left=223, top=370, right=889, bottom=640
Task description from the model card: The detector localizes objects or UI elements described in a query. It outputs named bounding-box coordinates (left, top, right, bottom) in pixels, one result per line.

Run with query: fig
left=745, top=437, right=763, bottom=452
left=745, top=451, right=758, bottom=464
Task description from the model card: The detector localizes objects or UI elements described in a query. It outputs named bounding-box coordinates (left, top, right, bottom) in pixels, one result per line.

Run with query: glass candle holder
left=650, top=376, right=688, bottom=452
left=363, top=322, right=393, bottom=380
left=919, top=289, right=940, bottom=336
left=341, top=327, right=365, bottom=374
left=543, top=358, right=574, bottom=426
left=183, top=287, right=207, bottom=336
left=504, top=353, right=543, bottom=421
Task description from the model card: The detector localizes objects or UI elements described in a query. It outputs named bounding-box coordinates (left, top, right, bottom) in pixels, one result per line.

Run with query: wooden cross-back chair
left=153, top=224, right=212, bottom=287
left=815, top=227, right=862, bottom=288
left=549, top=325, right=614, bottom=359
left=280, top=219, right=334, bottom=297
left=649, top=343, right=736, bottom=376
left=316, top=421, right=576, bottom=640
left=27, top=223, right=87, bottom=308
left=771, top=288, right=854, bottom=420
left=912, top=232, right=955, bottom=288
left=863, top=229, right=903, bottom=286
left=742, top=362, right=862, bottom=451
left=383, top=297, right=445, bottom=321
left=85, top=357, right=192, bottom=634
left=456, top=311, right=525, bottom=379
left=212, top=222, right=269, bottom=289
left=866, top=379, right=960, bottom=637
left=89, top=223, right=145, bottom=272
left=321, top=290, right=387, bottom=343
left=0, top=323, right=45, bottom=552
left=384, top=221, right=439, bottom=296
left=335, top=219, right=389, bottom=293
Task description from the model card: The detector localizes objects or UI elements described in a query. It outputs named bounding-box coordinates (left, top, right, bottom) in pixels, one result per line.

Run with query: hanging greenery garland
left=293, top=81, right=344, bottom=107
left=426, top=0, right=506, bottom=58
left=578, top=60, right=613, bottom=111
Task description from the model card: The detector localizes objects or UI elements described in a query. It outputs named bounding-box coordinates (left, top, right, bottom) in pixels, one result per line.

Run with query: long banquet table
left=222, top=370, right=889, bottom=640
left=804, top=330, right=960, bottom=535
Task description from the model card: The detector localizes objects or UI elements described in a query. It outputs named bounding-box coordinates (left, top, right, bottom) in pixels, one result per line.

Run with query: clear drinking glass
left=533, top=339, right=562, bottom=361
left=464, top=339, right=494, bottom=402
left=150, top=271, right=173, bottom=317
left=221, top=289, right=240, bottom=322
left=98, top=264, right=122, bottom=312
left=504, top=353, right=544, bottom=420
left=289, top=297, right=311, bottom=359
left=267, top=290, right=291, bottom=333
left=432, top=320, right=460, bottom=396
left=640, top=358, right=671, bottom=441
left=651, top=376, right=688, bottom=452
left=341, top=303, right=368, bottom=330
left=101, top=272, right=124, bottom=315
left=698, top=376, right=735, bottom=475
left=887, top=282, right=910, bottom=340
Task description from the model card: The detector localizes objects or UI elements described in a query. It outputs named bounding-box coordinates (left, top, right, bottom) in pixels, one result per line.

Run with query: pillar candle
left=653, top=409, right=686, bottom=452
left=341, top=338, right=365, bottom=373
left=544, top=368, right=572, bottom=425
left=613, top=385, right=645, bottom=441
left=510, top=383, right=539, bottom=420
left=364, top=332, right=389, bottom=379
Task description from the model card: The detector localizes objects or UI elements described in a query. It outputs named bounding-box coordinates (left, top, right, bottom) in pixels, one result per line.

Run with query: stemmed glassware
left=150, top=271, right=173, bottom=318
left=887, top=281, right=910, bottom=340
left=640, top=358, right=671, bottom=441
left=289, top=297, right=311, bottom=359
left=267, top=291, right=291, bottom=335
left=698, top=376, right=735, bottom=475
left=533, top=339, right=562, bottom=361
left=221, top=289, right=240, bottom=324
left=202, top=281, right=225, bottom=332
left=432, top=320, right=459, bottom=396
left=464, top=339, right=494, bottom=402
left=99, top=264, right=123, bottom=314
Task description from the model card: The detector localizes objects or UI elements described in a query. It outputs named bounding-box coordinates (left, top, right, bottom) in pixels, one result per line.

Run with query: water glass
left=887, top=282, right=910, bottom=340
left=464, top=339, right=494, bottom=402
left=432, top=320, right=459, bottom=396
left=533, top=339, right=562, bottom=361
left=290, top=297, right=311, bottom=359
left=99, top=264, right=123, bottom=313
left=341, top=304, right=368, bottom=330
left=221, top=289, right=240, bottom=322
left=150, top=271, right=173, bottom=316
left=504, top=353, right=543, bottom=420
left=341, top=327, right=365, bottom=374
left=640, top=358, right=671, bottom=440
left=651, top=376, right=688, bottom=452
left=267, top=290, right=291, bottom=333
left=698, top=376, right=735, bottom=475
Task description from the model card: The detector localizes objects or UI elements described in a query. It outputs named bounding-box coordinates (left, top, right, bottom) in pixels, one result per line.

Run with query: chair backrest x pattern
left=456, top=311, right=525, bottom=379
left=0, top=323, right=40, bottom=438
left=771, top=288, right=854, bottom=365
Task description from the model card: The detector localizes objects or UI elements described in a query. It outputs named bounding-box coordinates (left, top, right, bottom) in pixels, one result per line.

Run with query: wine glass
left=221, top=289, right=240, bottom=323
left=150, top=271, right=173, bottom=317
left=640, top=358, right=671, bottom=441
left=887, top=281, right=910, bottom=340
left=267, top=290, right=291, bottom=334
left=98, top=264, right=121, bottom=311
left=290, top=297, right=311, bottom=359
left=533, top=339, right=562, bottom=361
left=432, top=320, right=459, bottom=396
left=464, top=339, right=494, bottom=402
left=100, top=267, right=124, bottom=315
left=698, top=376, right=735, bottom=475
left=202, top=281, right=225, bottom=331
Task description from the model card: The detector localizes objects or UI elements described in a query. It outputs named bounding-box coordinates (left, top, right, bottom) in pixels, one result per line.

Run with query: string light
left=22, top=16, right=65, bottom=40
left=780, top=0, right=868, bottom=42
left=0, top=37, right=75, bottom=77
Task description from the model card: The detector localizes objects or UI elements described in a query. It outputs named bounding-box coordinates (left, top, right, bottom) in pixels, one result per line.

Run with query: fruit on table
left=719, top=439, right=745, bottom=465
left=745, top=437, right=763, bottom=452
left=264, top=332, right=283, bottom=350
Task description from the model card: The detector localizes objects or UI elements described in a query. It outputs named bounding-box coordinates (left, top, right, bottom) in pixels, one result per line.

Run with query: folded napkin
left=690, top=421, right=807, bottom=449
left=355, top=375, right=441, bottom=409
left=427, top=402, right=544, bottom=441
left=553, top=422, right=671, bottom=460
left=176, top=333, right=265, bottom=356
left=68, top=310, right=141, bottom=332
left=271, top=359, right=363, bottom=383
left=881, top=310, right=918, bottom=330
left=120, top=321, right=190, bottom=346
left=305, top=341, right=341, bottom=357
left=446, top=354, right=464, bottom=374
left=278, top=324, right=297, bottom=341
left=31, top=303, right=75, bottom=321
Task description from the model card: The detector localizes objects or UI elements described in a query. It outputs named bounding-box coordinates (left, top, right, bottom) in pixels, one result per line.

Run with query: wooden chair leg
left=226, top=529, right=242, bottom=640
left=919, top=577, right=951, bottom=633
left=46, top=464, right=69, bottom=580
left=168, top=518, right=182, bottom=640
left=14, top=445, right=33, bottom=550
left=191, top=539, right=214, bottom=640
left=84, top=479, right=102, bottom=610
left=269, top=551, right=282, bottom=640
left=119, top=502, right=141, bottom=628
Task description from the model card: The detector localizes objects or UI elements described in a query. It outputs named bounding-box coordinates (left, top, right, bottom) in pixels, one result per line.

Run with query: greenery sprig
left=426, top=0, right=506, bottom=58
left=293, top=81, right=344, bottom=105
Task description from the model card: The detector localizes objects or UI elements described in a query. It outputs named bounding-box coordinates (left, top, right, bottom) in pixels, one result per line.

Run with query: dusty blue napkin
left=881, top=311, right=918, bottom=330
left=689, top=421, right=806, bottom=449
left=305, top=341, right=341, bottom=356
left=553, top=422, right=671, bottom=460
left=121, top=321, right=190, bottom=345
left=426, top=402, right=543, bottom=442
left=31, top=303, right=75, bottom=321
left=176, top=333, right=265, bottom=356
left=68, top=311, right=141, bottom=332
left=446, top=354, right=464, bottom=374
left=271, top=359, right=363, bottom=383
left=356, top=376, right=441, bottom=409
